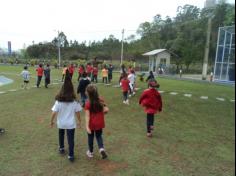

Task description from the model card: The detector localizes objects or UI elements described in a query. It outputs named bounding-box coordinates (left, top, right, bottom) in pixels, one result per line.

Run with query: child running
left=120, top=72, right=130, bottom=105
left=84, top=84, right=109, bottom=159
left=20, top=66, right=30, bottom=89
left=139, top=79, right=162, bottom=137
left=50, top=70, right=82, bottom=162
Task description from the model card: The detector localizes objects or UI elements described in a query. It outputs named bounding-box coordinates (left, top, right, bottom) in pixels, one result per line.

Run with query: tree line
left=19, top=2, right=235, bottom=72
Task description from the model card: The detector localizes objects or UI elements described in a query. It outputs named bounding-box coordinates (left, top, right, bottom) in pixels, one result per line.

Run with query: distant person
left=101, top=66, right=108, bottom=84
left=179, top=69, right=182, bottom=78
left=77, top=72, right=91, bottom=107
left=61, top=65, right=67, bottom=82
left=139, top=79, right=162, bottom=137
left=36, top=64, right=44, bottom=88
left=84, top=84, right=109, bottom=159
left=120, top=73, right=130, bottom=105
left=44, top=64, right=51, bottom=88
left=50, top=70, right=82, bottom=162
left=78, top=64, right=85, bottom=81
left=20, top=66, right=30, bottom=89
left=86, top=63, right=93, bottom=79
left=0, top=128, right=5, bottom=134
left=68, top=64, right=75, bottom=79
left=108, top=64, right=113, bottom=83
left=146, top=71, right=155, bottom=82
left=92, top=66, right=98, bottom=83
left=128, top=69, right=136, bottom=96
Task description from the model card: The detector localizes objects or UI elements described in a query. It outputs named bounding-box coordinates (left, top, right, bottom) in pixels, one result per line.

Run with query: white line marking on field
left=135, top=88, right=140, bottom=91
left=170, top=92, right=178, bottom=95
left=216, top=97, right=225, bottom=101
left=52, top=83, right=59, bottom=85
left=0, top=91, right=6, bottom=94
left=8, top=89, right=17, bottom=92
left=159, top=90, right=165, bottom=93
left=184, top=94, right=192, bottom=97
left=230, top=99, right=235, bottom=102
left=200, top=96, right=208, bottom=99
left=113, top=85, right=120, bottom=88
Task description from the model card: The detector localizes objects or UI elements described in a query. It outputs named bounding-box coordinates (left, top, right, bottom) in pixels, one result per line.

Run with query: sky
left=0, top=0, right=234, bottom=50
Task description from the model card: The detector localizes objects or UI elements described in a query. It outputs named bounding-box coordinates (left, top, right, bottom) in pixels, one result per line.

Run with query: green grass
left=0, top=65, right=235, bottom=176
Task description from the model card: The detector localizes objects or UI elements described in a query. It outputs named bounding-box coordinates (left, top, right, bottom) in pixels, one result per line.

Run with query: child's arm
left=50, top=112, right=57, bottom=128
left=85, top=110, right=91, bottom=134
left=76, top=112, right=81, bottom=128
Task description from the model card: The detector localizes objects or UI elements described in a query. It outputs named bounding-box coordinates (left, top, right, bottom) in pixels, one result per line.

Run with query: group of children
left=50, top=64, right=162, bottom=162
left=62, top=63, right=113, bottom=84
left=20, top=64, right=51, bottom=89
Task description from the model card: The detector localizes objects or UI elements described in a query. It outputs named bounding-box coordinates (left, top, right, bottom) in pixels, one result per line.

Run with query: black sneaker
left=68, top=156, right=74, bottom=162
left=59, top=148, right=65, bottom=154
left=0, top=128, right=5, bottom=134
left=101, top=151, right=108, bottom=159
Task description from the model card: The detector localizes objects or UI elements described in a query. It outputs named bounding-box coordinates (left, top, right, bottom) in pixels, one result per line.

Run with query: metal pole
left=121, top=29, right=124, bottom=65
left=58, top=31, right=61, bottom=68
left=202, top=17, right=212, bottom=80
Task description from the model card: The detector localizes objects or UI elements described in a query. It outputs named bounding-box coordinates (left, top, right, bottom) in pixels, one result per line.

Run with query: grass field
left=0, top=65, right=235, bottom=176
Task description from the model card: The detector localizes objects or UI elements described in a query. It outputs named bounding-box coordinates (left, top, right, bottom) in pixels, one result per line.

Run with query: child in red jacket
left=139, top=79, right=162, bottom=137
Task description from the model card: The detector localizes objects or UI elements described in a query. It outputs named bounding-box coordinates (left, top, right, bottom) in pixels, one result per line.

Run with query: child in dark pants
left=139, top=79, right=162, bottom=137
left=120, top=73, right=130, bottom=105
left=84, top=84, right=109, bottom=159
left=50, top=70, right=82, bottom=162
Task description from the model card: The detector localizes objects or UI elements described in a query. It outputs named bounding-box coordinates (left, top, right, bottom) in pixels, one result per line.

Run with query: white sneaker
left=129, top=94, right=132, bottom=97
left=123, top=101, right=126, bottom=104
left=126, top=100, right=129, bottom=105
left=86, top=150, right=93, bottom=158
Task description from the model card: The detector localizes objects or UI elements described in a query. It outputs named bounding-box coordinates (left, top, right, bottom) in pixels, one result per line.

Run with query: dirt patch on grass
left=96, top=160, right=128, bottom=175
left=36, top=117, right=45, bottom=124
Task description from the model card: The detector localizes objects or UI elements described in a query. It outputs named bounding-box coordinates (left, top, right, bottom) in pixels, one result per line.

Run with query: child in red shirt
left=36, top=64, right=44, bottom=88
left=68, top=64, right=74, bottom=79
left=78, top=64, right=85, bottom=81
left=92, top=66, right=98, bottom=83
left=84, top=84, right=109, bottom=159
left=120, top=73, right=130, bottom=105
left=139, top=79, right=162, bottom=137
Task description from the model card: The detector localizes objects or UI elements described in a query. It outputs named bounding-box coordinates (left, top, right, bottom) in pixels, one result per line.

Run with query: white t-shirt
left=128, top=73, right=136, bottom=85
left=21, top=70, right=30, bottom=81
left=51, top=101, right=82, bottom=129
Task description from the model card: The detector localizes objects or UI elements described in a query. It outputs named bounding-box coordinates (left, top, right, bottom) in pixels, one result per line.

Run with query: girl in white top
left=51, top=69, right=82, bottom=162
left=128, top=70, right=136, bottom=96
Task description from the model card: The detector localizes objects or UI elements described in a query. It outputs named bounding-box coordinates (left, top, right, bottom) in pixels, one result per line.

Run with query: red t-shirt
left=36, top=67, right=44, bottom=76
left=78, top=66, right=84, bottom=74
left=92, top=67, right=98, bottom=75
left=121, top=78, right=130, bottom=92
left=86, top=65, right=93, bottom=74
left=68, top=66, right=74, bottom=74
left=84, top=101, right=105, bottom=130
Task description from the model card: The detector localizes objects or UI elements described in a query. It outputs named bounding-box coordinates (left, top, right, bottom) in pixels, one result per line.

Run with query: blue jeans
left=59, top=129, right=75, bottom=157
left=88, top=129, right=104, bottom=153
left=146, top=113, right=154, bottom=133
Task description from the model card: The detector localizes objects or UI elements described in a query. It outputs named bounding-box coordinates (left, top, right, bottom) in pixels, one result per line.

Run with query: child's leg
left=105, top=77, right=108, bottom=84
left=146, top=114, right=154, bottom=133
left=123, top=92, right=127, bottom=101
left=59, top=129, right=65, bottom=149
left=66, top=129, right=75, bottom=157
left=95, top=129, right=104, bottom=150
left=88, top=131, right=95, bottom=153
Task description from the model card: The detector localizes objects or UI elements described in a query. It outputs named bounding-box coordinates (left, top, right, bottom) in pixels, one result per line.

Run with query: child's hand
left=50, top=122, right=54, bottom=128
left=86, top=127, right=91, bottom=134
left=77, top=123, right=81, bottom=129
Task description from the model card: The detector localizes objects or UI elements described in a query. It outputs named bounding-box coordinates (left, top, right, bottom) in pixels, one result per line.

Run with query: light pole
left=54, top=30, right=61, bottom=68
left=120, top=29, right=124, bottom=65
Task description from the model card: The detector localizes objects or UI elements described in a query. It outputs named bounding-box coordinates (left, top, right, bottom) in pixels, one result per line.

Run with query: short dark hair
left=24, top=66, right=28, bottom=70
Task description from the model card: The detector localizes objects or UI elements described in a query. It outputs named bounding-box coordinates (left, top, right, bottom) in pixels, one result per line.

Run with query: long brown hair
left=55, top=69, right=76, bottom=102
left=86, top=84, right=103, bottom=113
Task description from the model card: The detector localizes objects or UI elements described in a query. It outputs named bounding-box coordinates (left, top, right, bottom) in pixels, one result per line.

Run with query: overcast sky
left=0, top=0, right=234, bottom=50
